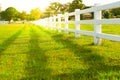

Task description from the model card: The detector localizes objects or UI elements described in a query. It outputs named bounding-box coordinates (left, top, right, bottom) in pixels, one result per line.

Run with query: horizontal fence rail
left=33, top=1, right=120, bottom=45
left=0, top=21, right=8, bottom=24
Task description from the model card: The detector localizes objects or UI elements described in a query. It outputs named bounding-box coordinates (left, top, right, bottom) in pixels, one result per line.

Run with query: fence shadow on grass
left=39, top=27, right=120, bottom=80
left=0, top=26, right=25, bottom=54
left=21, top=26, right=51, bottom=80
left=52, top=34, right=120, bottom=79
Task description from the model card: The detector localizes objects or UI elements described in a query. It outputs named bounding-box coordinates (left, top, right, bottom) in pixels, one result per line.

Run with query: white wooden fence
left=0, top=21, right=8, bottom=24
left=33, top=1, right=120, bottom=45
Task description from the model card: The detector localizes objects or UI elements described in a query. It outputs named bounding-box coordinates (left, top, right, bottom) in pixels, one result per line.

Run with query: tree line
left=0, top=0, right=120, bottom=22
left=0, top=7, right=41, bottom=22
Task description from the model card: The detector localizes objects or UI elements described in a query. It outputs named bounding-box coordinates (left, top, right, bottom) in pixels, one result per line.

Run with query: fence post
left=94, top=4, right=102, bottom=45
left=45, top=18, right=48, bottom=28
left=53, top=16, right=56, bottom=30
left=49, top=17, right=53, bottom=29
left=43, top=18, right=45, bottom=27
left=48, top=17, right=50, bottom=28
left=58, top=14, right=62, bottom=32
left=65, top=12, right=69, bottom=34
left=47, top=18, right=50, bottom=28
left=52, top=17, right=54, bottom=30
left=75, top=9, right=80, bottom=38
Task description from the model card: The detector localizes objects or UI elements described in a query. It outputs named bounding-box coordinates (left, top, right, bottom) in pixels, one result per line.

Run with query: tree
left=44, top=2, right=63, bottom=17
left=1, top=11, right=6, bottom=20
left=2, top=7, right=19, bottom=21
left=111, top=8, right=120, bottom=18
left=43, top=7, right=53, bottom=18
left=103, top=10, right=112, bottom=19
left=60, top=3, right=70, bottom=14
left=68, top=0, right=85, bottom=12
left=0, top=12, right=2, bottom=20
left=49, top=2, right=63, bottom=15
left=30, top=8, right=41, bottom=20
left=19, top=11, right=27, bottom=20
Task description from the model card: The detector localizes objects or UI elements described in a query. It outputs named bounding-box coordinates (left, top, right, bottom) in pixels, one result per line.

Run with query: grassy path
left=0, top=24, right=120, bottom=80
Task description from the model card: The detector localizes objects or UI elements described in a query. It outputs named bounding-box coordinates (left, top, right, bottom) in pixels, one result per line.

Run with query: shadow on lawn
left=41, top=28, right=120, bottom=80
left=0, top=26, right=25, bottom=54
left=21, top=26, right=51, bottom=80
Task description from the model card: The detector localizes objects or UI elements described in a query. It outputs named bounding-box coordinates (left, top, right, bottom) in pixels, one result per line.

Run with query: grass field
left=0, top=24, right=120, bottom=80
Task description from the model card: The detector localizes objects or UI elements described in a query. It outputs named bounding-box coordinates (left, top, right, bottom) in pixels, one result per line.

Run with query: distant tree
left=19, top=11, right=27, bottom=20
left=44, top=2, right=63, bottom=16
left=68, top=0, right=85, bottom=12
left=27, top=14, right=34, bottom=21
left=60, top=3, right=70, bottom=14
left=103, top=10, right=112, bottom=19
left=1, top=7, right=19, bottom=21
left=43, top=2, right=71, bottom=18
left=111, top=8, right=120, bottom=18
left=1, top=11, right=6, bottom=20
left=0, top=12, right=2, bottom=20
left=30, top=8, right=42, bottom=20
left=43, top=7, right=53, bottom=18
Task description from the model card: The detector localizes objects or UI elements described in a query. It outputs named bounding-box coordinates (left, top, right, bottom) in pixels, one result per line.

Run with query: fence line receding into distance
left=33, top=1, right=120, bottom=45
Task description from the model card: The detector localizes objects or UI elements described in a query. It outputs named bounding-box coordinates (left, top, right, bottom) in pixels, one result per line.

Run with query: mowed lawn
left=0, top=24, right=120, bottom=80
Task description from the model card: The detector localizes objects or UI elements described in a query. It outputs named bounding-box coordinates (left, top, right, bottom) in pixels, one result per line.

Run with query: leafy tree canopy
left=19, top=11, right=27, bottom=20
left=111, top=8, right=120, bottom=17
left=30, top=8, right=42, bottom=20
left=69, top=0, right=85, bottom=12
left=2, top=7, right=19, bottom=21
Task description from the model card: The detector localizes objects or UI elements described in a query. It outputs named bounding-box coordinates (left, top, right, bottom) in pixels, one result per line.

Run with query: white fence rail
left=33, top=1, right=120, bottom=45
left=0, top=21, right=8, bottom=24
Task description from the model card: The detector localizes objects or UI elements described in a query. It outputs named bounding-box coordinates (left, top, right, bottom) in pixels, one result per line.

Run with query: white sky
left=0, top=0, right=120, bottom=13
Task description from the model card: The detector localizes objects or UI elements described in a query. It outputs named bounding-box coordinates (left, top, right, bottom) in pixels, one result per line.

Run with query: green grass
left=61, top=24, right=120, bottom=35
left=0, top=24, right=120, bottom=80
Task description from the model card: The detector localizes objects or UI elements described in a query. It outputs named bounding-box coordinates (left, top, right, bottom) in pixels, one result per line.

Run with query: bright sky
left=0, top=0, right=120, bottom=13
